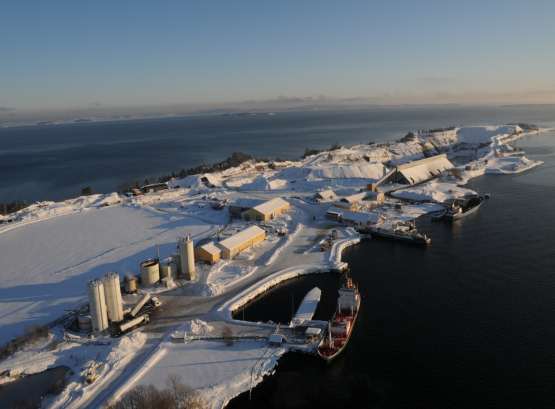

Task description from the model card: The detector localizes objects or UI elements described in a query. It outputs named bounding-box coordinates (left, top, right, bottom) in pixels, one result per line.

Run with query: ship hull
left=446, top=200, right=482, bottom=221
left=317, top=296, right=361, bottom=362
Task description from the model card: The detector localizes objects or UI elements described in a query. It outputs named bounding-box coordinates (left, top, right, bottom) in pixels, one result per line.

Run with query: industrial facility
left=195, top=241, right=221, bottom=264
left=241, top=197, right=290, bottom=222
left=86, top=271, right=162, bottom=336
left=140, top=258, right=160, bottom=286
left=88, top=279, right=109, bottom=332
left=178, top=235, right=196, bottom=280
left=102, top=272, right=124, bottom=323
left=383, top=154, right=454, bottom=185
left=219, top=225, right=266, bottom=259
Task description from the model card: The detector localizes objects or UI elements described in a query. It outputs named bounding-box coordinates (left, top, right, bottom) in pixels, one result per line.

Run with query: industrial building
left=228, top=198, right=265, bottom=218
left=178, top=235, right=196, bottom=280
left=88, top=279, right=109, bottom=333
left=384, top=154, right=454, bottom=185
left=242, top=197, right=290, bottom=222
left=219, top=225, right=266, bottom=259
left=102, top=272, right=124, bottom=323
left=325, top=206, right=379, bottom=226
left=195, top=241, right=221, bottom=264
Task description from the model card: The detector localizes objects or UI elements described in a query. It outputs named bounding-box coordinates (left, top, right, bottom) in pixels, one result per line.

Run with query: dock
left=290, top=287, right=321, bottom=327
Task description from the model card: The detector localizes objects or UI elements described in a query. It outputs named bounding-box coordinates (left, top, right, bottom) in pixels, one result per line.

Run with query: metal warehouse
left=387, top=154, right=454, bottom=185
left=242, top=197, right=290, bottom=222
left=195, top=241, right=221, bottom=264
left=219, top=225, right=266, bottom=259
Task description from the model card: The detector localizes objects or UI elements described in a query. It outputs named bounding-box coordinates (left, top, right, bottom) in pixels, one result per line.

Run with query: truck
left=117, top=314, right=150, bottom=335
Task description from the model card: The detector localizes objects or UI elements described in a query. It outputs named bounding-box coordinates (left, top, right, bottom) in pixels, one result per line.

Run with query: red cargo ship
left=317, top=277, right=360, bottom=362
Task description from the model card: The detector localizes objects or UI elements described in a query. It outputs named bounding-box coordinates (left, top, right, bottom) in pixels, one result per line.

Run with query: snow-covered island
left=0, top=125, right=544, bottom=408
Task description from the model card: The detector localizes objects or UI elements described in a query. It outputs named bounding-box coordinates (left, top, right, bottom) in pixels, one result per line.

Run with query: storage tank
left=77, top=314, right=92, bottom=332
left=159, top=258, right=175, bottom=280
left=102, top=272, right=124, bottom=323
left=178, top=235, right=196, bottom=280
left=140, top=258, right=160, bottom=286
left=88, top=279, right=109, bottom=332
left=125, top=275, right=138, bottom=293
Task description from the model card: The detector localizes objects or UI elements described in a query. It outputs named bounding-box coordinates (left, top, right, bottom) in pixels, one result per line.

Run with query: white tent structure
left=390, top=154, right=454, bottom=185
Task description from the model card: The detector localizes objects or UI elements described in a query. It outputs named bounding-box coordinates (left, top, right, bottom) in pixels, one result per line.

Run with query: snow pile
left=457, top=125, right=522, bottom=145
left=238, top=175, right=272, bottom=191
left=391, top=181, right=477, bottom=203
left=307, top=162, right=386, bottom=181
left=4, top=193, right=122, bottom=226
left=202, top=262, right=257, bottom=296
left=172, top=320, right=214, bottom=339
left=486, top=155, right=543, bottom=174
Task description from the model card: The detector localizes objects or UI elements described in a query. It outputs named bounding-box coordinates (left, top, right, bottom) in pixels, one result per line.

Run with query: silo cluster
left=87, top=272, right=125, bottom=333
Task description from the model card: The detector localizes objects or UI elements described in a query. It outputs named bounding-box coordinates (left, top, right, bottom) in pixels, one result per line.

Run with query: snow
left=391, top=181, right=477, bottom=203
left=0, top=122, right=546, bottom=409
left=307, top=162, right=386, bottom=181
left=0, top=330, right=147, bottom=409
left=291, top=287, right=321, bottom=326
left=0, top=204, right=216, bottom=345
left=132, top=339, right=286, bottom=409
left=171, top=319, right=214, bottom=339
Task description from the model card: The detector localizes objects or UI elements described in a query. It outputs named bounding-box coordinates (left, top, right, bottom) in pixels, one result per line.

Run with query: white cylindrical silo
left=88, top=279, right=109, bottom=333
left=103, top=272, right=124, bottom=323
left=140, top=258, right=160, bottom=286
left=178, top=235, right=196, bottom=281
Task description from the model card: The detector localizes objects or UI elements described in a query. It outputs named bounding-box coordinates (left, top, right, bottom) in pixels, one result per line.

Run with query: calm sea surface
left=1, top=105, right=555, bottom=202
left=229, top=129, right=555, bottom=408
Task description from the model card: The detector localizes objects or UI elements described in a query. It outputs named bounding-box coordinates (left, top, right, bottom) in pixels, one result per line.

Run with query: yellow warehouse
left=242, top=197, right=290, bottom=222
left=195, top=242, right=221, bottom=264
left=219, top=225, right=266, bottom=259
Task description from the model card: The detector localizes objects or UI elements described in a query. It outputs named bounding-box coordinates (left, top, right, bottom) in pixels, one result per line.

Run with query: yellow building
left=195, top=242, right=221, bottom=264
left=242, top=197, right=290, bottom=222
left=219, top=225, right=266, bottom=259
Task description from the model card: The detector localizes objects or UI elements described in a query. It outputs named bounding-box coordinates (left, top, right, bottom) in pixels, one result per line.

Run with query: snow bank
left=307, top=162, right=386, bottom=181
left=457, top=125, right=522, bottom=145
left=132, top=340, right=286, bottom=409
left=391, top=181, right=477, bottom=203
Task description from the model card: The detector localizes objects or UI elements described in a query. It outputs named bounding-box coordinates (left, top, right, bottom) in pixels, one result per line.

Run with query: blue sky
left=2, top=0, right=555, bottom=110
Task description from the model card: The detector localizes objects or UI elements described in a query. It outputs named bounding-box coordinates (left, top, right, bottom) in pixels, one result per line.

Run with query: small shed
left=219, top=225, right=266, bottom=259
left=141, top=183, right=168, bottom=194
left=314, top=189, right=337, bottom=202
left=195, top=241, right=221, bottom=264
left=269, top=333, right=286, bottom=345
left=334, top=192, right=367, bottom=210
left=242, top=197, right=290, bottom=222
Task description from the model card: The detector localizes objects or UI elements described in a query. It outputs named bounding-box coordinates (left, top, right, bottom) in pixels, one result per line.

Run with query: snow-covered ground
left=0, top=124, right=545, bottom=409
left=132, top=338, right=285, bottom=409
left=0, top=203, right=218, bottom=345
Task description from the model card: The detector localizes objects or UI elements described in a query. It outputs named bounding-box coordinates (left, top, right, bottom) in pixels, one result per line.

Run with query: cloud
left=0, top=106, right=15, bottom=112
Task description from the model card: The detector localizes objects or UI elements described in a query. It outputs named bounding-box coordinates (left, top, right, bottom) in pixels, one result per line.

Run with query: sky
left=1, top=0, right=555, bottom=112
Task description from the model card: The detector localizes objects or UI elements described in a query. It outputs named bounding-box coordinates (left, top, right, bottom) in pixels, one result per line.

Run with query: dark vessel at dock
left=444, top=195, right=485, bottom=221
